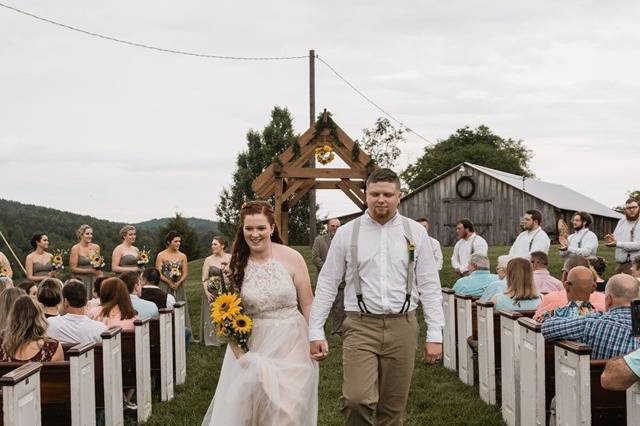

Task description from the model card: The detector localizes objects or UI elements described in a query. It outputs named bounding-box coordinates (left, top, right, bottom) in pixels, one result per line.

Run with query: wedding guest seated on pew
left=0, top=276, right=13, bottom=291
left=47, top=280, right=107, bottom=345
left=0, top=287, right=25, bottom=328
left=479, top=255, right=513, bottom=301
left=88, top=277, right=138, bottom=331
left=530, top=251, right=563, bottom=294
left=589, top=256, right=608, bottom=292
left=490, top=257, right=542, bottom=311
left=541, top=274, right=640, bottom=359
left=534, top=266, right=598, bottom=322
left=37, top=278, right=62, bottom=318
left=0, top=295, right=63, bottom=362
left=120, top=271, right=159, bottom=320
left=87, top=276, right=107, bottom=310
left=601, top=346, right=640, bottom=390
left=18, top=280, right=37, bottom=301
left=452, top=254, right=498, bottom=296
left=140, top=267, right=175, bottom=309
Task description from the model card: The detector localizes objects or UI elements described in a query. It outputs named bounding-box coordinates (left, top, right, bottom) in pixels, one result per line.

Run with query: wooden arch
left=251, top=110, right=377, bottom=244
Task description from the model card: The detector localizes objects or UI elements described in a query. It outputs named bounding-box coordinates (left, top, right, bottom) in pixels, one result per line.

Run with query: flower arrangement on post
left=211, top=291, right=253, bottom=357
left=137, top=248, right=151, bottom=268
left=51, top=249, right=67, bottom=271
left=90, top=253, right=106, bottom=270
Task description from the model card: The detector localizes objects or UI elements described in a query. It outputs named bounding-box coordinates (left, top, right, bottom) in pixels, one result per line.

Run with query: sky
left=1, top=1, right=639, bottom=223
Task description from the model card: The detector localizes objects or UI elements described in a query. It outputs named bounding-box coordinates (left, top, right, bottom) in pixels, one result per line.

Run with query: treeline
left=0, top=199, right=222, bottom=278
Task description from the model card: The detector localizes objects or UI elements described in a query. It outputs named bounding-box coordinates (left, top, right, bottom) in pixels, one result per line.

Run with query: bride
left=202, top=201, right=319, bottom=426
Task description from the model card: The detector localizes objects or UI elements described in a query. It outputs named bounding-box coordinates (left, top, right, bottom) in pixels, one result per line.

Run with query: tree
left=613, top=190, right=640, bottom=213
left=216, top=107, right=314, bottom=245
left=154, top=214, right=201, bottom=261
left=357, top=117, right=405, bottom=169
left=401, top=125, right=534, bottom=191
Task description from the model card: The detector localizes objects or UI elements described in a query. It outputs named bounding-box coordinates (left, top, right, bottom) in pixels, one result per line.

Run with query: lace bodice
left=241, top=259, right=298, bottom=319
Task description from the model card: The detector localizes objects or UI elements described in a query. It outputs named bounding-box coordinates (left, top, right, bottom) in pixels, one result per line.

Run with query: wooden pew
left=149, top=308, right=175, bottom=402
left=121, top=319, right=152, bottom=423
left=627, top=382, right=640, bottom=424
left=518, top=317, right=551, bottom=426
left=173, top=301, right=187, bottom=386
left=455, top=294, right=477, bottom=385
left=0, top=362, right=42, bottom=426
left=442, top=288, right=457, bottom=372
left=476, top=301, right=498, bottom=405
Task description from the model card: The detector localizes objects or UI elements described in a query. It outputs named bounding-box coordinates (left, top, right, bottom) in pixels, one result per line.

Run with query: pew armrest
left=101, top=326, right=122, bottom=339
left=554, top=340, right=592, bottom=355
left=0, top=362, right=42, bottom=386
left=499, top=309, right=522, bottom=320
left=66, top=342, right=96, bottom=357
left=476, top=301, right=494, bottom=308
left=518, top=317, right=542, bottom=332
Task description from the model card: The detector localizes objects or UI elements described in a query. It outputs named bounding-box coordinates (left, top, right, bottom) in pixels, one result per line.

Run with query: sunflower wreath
left=315, top=144, right=336, bottom=165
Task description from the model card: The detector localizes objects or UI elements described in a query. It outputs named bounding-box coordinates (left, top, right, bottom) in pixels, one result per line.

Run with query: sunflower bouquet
left=51, top=249, right=67, bottom=271
left=0, top=265, right=9, bottom=277
left=211, top=292, right=253, bottom=353
left=206, top=275, right=225, bottom=298
left=169, top=266, right=182, bottom=282
left=137, top=248, right=151, bottom=268
left=90, top=253, right=106, bottom=270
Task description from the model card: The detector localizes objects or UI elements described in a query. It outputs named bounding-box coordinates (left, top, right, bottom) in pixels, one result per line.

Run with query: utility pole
left=309, top=49, right=317, bottom=246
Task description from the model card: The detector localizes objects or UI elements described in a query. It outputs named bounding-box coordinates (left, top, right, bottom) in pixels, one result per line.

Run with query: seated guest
left=452, top=254, right=498, bottom=296
left=589, top=256, right=608, bottom=292
left=601, top=346, right=640, bottom=391
left=631, top=257, right=640, bottom=282
left=88, top=278, right=138, bottom=331
left=0, top=295, right=63, bottom=362
left=47, top=280, right=107, bottom=345
left=0, top=287, right=26, bottom=328
left=480, top=255, right=513, bottom=301
left=17, top=280, right=37, bottom=301
left=541, top=274, right=640, bottom=359
left=120, top=271, right=159, bottom=319
left=530, top=251, right=563, bottom=294
left=86, top=276, right=107, bottom=310
left=0, top=276, right=13, bottom=291
left=37, top=278, right=63, bottom=318
left=535, top=266, right=597, bottom=321
left=534, top=256, right=606, bottom=317
left=491, top=257, right=542, bottom=311
left=140, top=267, right=175, bottom=309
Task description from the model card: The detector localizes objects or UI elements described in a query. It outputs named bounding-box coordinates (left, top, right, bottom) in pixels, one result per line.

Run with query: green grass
left=138, top=243, right=617, bottom=425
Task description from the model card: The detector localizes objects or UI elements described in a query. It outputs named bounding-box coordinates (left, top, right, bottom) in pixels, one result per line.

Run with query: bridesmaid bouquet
left=211, top=292, right=253, bottom=353
left=137, top=248, right=151, bottom=268
left=51, top=249, right=67, bottom=271
left=0, top=265, right=9, bottom=277
left=206, top=276, right=225, bottom=298
left=169, top=266, right=182, bottom=282
left=90, top=253, right=106, bottom=270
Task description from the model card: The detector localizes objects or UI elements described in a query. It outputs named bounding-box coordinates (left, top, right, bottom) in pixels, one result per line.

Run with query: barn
left=397, top=162, right=622, bottom=246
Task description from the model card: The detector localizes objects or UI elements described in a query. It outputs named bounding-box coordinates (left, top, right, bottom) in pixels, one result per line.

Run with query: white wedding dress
left=202, top=258, right=319, bottom=426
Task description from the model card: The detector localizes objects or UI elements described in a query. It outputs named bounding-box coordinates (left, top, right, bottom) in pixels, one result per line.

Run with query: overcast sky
left=1, top=1, right=639, bottom=224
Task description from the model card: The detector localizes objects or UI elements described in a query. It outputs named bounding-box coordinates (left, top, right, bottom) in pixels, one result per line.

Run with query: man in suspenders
left=309, top=168, right=445, bottom=425
left=508, top=209, right=551, bottom=258
left=558, top=211, right=598, bottom=258
left=605, top=197, right=640, bottom=274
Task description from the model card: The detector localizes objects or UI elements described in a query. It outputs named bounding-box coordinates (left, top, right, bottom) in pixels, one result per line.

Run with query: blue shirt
left=131, top=295, right=159, bottom=320
left=541, top=306, right=639, bottom=360
left=452, top=270, right=499, bottom=297
left=495, top=294, right=542, bottom=311
left=480, top=279, right=507, bottom=301
left=624, top=347, right=640, bottom=378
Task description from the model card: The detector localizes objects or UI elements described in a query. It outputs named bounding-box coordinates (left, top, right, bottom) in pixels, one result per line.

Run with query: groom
left=310, top=168, right=445, bottom=425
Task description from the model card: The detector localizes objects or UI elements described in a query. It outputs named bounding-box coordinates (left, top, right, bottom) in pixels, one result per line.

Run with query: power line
left=0, top=2, right=306, bottom=61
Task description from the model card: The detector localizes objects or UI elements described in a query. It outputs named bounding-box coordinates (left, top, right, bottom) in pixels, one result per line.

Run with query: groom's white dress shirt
left=559, top=228, right=598, bottom=258
left=309, top=212, right=445, bottom=343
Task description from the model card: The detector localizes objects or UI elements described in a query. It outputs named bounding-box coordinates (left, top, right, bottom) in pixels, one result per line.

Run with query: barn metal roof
left=465, top=163, right=622, bottom=219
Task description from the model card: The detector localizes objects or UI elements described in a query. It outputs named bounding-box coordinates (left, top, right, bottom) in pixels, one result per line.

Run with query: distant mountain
left=135, top=217, right=220, bottom=234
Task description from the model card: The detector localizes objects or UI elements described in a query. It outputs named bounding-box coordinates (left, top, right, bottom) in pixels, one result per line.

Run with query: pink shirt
left=534, top=290, right=606, bottom=318
left=88, top=305, right=137, bottom=331
left=533, top=270, right=564, bottom=294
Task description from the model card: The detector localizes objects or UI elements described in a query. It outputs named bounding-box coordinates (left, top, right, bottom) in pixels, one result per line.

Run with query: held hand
left=558, top=236, right=568, bottom=247
left=310, top=340, right=329, bottom=362
left=605, top=238, right=617, bottom=247
left=423, top=342, right=443, bottom=364
left=229, top=343, right=245, bottom=360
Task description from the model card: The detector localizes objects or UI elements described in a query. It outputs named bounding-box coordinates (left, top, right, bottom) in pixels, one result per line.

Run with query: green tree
left=613, top=190, right=640, bottom=212
left=401, top=125, right=534, bottom=191
left=154, top=214, right=202, bottom=261
left=357, top=117, right=406, bottom=169
left=216, top=106, right=314, bottom=245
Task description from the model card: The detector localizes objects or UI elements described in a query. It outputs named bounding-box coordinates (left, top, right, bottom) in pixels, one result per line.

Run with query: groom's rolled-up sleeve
left=415, top=230, right=444, bottom=343
left=309, top=228, right=347, bottom=342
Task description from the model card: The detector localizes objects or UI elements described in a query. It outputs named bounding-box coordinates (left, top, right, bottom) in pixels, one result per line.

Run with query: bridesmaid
left=156, top=231, right=190, bottom=328
left=69, top=224, right=102, bottom=300
left=25, top=233, right=56, bottom=282
left=112, top=225, right=140, bottom=273
left=199, top=236, right=231, bottom=346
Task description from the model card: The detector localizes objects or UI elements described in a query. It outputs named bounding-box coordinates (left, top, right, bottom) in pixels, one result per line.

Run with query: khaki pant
left=341, top=311, right=418, bottom=426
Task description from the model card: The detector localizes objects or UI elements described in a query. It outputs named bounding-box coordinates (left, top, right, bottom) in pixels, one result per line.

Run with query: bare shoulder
left=91, top=243, right=101, bottom=252
left=273, top=243, right=304, bottom=262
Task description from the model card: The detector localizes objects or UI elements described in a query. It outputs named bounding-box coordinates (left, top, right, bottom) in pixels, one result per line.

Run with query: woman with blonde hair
left=111, top=225, right=141, bottom=274
left=70, top=224, right=103, bottom=299
left=491, top=257, right=542, bottom=311
left=0, top=295, right=63, bottom=362
left=0, top=287, right=26, bottom=329
left=88, top=277, right=138, bottom=331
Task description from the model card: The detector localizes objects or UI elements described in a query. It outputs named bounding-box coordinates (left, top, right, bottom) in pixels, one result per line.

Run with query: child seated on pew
left=490, top=258, right=542, bottom=311
left=0, top=295, right=63, bottom=362
left=88, top=278, right=138, bottom=331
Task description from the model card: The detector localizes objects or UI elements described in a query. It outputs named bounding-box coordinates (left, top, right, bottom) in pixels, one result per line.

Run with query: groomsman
left=559, top=211, right=598, bottom=258
left=605, top=198, right=640, bottom=274
left=451, top=219, right=488, bottom=277
left=509, top=209, right=550, bottom=258
left=309, top=168, right=444, bottom=426
left=416, top=217, right=443, bottom=271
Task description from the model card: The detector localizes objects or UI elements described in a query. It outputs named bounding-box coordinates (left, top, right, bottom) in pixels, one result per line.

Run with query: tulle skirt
left=202, top=310, right=319, bottom=426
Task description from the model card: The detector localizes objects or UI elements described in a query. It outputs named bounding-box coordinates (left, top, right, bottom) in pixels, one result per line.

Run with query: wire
left=0, top=2, right=307, bottom=61
left=317, top=55, right=436, bottom=145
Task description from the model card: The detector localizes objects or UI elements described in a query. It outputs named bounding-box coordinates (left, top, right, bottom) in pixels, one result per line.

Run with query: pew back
left=455, top=294, right=476, bottom=385
left=0, top=362, right=42, bottom=426
left=121, top=319, right=152, bottom=423
left=150, top=309, right=175, bottom=402
left=518, top=318, right=545, bottom=426
left=100, top=327, right=123, bottom=426
left=476, top=301, right=496, bottom=405
left=442, top=289, right=457, bottom=371
left=554, top=341, right=591, bottom=426
left=173, top=301, right=187, bottom=385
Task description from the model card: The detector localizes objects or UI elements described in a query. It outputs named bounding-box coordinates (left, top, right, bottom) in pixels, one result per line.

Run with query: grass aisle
left=140, top=244, right=616, bottom=425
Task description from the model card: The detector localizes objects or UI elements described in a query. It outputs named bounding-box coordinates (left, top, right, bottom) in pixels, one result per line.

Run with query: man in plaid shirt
left=541, top=274, right=640, bottom=359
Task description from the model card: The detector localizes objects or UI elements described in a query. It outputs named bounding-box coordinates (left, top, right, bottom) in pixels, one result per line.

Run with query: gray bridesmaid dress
left=33, top=261, right=52, bottom=278
left=119, top=254, right=139, bottom=270
left=199, top=265, right=223, bottom=346
left=161, top=260, right=191, bottom=328
left=75, top=255, right=95, bottom=300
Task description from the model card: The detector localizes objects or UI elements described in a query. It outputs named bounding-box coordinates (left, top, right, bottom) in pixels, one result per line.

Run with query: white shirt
left=430, top=237, right=443, bottom=271
left=612, top=218, right=640, bottom=263
left=509, top=227, right=550, bottom=258
left=559, top=228, right=598, bottom=258
left=450, top=233, right=489, bottom=273
left=144, top=284, right=176, bottom=308
left=309, top=212, right=444, bottom=343
left=47, top=313, right=107, bottom=345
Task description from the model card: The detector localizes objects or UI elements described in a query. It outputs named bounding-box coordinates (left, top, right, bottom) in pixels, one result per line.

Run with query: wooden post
left=308, top=49, right=316, bottom=247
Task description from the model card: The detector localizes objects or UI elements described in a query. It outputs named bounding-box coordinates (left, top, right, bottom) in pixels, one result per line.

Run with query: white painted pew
left=442, top=288, right=457, bottom=371
left=152, top=308, right=175, bottom=402
left=554, top=340, right=592, bottom=426
left=476, top=300, right=497, bottom=405
left=500, top=310, right=523, bottom=426
left=173, top=301, right=187, bottom=386
left=100, top=326, right=124, bottom=426
left=627, top=382, right=640, bottom=424
left=455, top=293, right=475, bottom=385
left=0, top=362, right=42, bottom=426
left=518, top=317, right=546, bottom=426
left=135, top=318, right=152, bottom=423
left=68, top=342, right=97, bottom=426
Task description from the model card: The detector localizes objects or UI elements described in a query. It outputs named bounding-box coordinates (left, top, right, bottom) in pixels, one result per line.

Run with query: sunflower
left=139, top=253, right=149, bottom=262
left=323, top=144, right=332, bottom=152
left=231, top=314, right=253, bottom=334
left=215, top=324, right=230, bottom=337
left=212, top=293, right=242, bottom=323
left=0, top=266, right=8, bottom=276
left=52, top=255, right=63, bottom=264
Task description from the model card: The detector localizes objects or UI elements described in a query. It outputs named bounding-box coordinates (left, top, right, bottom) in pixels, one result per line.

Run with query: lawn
left=137, top=243, right=617, bottom=425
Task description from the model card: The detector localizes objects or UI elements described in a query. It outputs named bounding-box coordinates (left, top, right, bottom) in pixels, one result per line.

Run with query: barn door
left=442, top=198, right=494, bottom=246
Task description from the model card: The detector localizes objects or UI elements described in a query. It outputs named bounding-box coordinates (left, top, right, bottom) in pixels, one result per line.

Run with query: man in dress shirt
left=451, top=219, right=488, bottom=277
left=311, top=218, right=345, bottom=335
left=309, top=168, right=444, bottom=425
left=120, top=271, right=159, bottom=320
left=0, top=251, right=12, bottom=279
left=452, top=254, right=497, bottom=296
left=530, top=251, right=563, bottom=294
left=605, top=198, right=640, bottom=274
left=509, top=209, right=551, bottom=258
left=559, top=211, right=598, bottom=258
left=417, top=217, right=443, bottom=271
